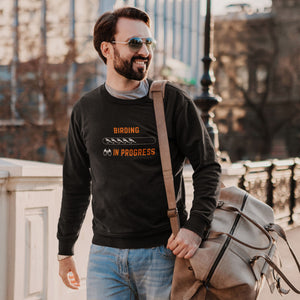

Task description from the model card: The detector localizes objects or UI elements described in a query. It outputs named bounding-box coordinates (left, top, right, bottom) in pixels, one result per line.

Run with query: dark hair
left=93, top=7, right=151, bottom=64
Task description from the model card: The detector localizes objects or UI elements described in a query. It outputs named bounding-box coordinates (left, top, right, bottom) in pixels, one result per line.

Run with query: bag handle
left=212, top=206, right=300, bottom=294
left=209, top=203, right=273, bottom=250
left=266, top=223, right=300, bottom=272
left=250, top=254, right=300, bottom=294
left=149, top=80, right=180, bottom=236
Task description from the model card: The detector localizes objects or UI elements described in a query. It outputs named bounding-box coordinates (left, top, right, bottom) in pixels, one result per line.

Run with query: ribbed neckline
left=105, top=80, right=149, bottom=100
left=100, top=79, right=153, bottom=105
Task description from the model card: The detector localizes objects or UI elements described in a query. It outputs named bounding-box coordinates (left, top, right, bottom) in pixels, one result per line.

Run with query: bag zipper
left=203, top=193, right=249, bottom=288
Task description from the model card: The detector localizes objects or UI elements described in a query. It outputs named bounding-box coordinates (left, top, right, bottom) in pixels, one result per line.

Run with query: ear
left=101, top=41, right=113, bottom=61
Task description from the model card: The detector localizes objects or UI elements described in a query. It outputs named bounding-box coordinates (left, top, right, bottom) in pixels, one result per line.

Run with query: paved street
left=259, top=225, right=300, bottom=300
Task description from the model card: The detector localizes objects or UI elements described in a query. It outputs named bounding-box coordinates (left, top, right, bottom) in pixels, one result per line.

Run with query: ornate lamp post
left=194, top=0, right=222, bottom=152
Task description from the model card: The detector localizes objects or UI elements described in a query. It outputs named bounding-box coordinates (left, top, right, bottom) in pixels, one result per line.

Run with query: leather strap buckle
left=167, top=208, right=178, bottom=218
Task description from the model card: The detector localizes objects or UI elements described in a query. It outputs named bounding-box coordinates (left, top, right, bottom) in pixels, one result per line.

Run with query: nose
left=137, top=43, right=151, bottom=57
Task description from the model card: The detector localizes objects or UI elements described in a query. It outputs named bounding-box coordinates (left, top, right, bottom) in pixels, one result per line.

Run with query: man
left=57, top=6, right=221, bottom=300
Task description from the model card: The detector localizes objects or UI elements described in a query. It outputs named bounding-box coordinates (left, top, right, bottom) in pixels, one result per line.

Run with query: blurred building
left=0, top=0, right=205, bottom=162
left=0, top=0, right=204, bottom=120
left=213, top=0, right=300, bottom=162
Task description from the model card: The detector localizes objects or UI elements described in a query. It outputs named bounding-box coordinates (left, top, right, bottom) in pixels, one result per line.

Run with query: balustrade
left=0, top=157, right=299, bottom=300
left=238, top=158, right=300, bottom=225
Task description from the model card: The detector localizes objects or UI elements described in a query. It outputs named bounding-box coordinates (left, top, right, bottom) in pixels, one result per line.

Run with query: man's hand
left=59, top=256, right=80, bottom=289
left=167, top=228, right=202, bottom=259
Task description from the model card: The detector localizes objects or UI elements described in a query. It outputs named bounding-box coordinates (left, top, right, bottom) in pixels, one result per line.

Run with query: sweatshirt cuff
left=58, top=240, right=76, bottom=256
left=183, top=214, right=209, bottom=239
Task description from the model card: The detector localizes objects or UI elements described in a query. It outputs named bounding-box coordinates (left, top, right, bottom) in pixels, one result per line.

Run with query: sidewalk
left=259, top=226, right=300, bottom=300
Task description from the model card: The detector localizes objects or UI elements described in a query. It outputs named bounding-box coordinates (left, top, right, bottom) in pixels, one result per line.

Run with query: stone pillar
left=183, top=163, right=246, bottom=213
left=0, top=158, right=92, bottom=300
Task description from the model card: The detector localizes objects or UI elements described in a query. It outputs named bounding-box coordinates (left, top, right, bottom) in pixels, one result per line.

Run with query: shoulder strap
left=149, top=80, right=180, bottom=236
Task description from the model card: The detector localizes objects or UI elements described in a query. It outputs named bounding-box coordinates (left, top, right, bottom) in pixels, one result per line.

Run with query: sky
left=204, top=0, right=273, bottom=15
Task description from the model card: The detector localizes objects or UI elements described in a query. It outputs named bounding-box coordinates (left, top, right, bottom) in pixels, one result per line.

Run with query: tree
left=14, top=39, right=96, bottom=162
left=213, top=14, right=300, bottom=161
left=0, top=0, right=97, bottom=163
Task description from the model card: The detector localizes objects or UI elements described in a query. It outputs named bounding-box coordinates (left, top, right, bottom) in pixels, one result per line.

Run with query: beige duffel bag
left=150, top=80, right=300, bottom=300
left=170, top=186, right=296, bottom=300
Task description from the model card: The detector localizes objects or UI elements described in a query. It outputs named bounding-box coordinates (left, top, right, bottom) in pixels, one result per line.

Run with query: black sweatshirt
left=57, top=80, right=221, bottom=255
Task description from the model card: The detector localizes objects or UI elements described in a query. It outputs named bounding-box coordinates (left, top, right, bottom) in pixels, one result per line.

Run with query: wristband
left=57, top=254, right=71, bottom=261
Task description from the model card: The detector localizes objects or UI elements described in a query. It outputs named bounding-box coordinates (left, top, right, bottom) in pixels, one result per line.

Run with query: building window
left=215, top=66, right=230, bottom=98
left=0, top=65, right=11, bottom=120
left=256, top=64, right=268, bottom=94
left=236, top=65, right=249, bottom=91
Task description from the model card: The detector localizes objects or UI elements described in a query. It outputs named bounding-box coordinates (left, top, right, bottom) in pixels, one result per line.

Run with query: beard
left=113, top=47, right=150, bottom=81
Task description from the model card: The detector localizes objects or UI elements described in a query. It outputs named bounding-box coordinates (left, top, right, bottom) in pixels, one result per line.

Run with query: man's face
left=112, top=18, right=153, bottom=81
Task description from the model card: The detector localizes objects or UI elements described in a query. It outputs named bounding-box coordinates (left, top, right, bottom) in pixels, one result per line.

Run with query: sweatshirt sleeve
left=57, top=101, right=91, bottom=255
left=171, top=87, right=221, bottom=238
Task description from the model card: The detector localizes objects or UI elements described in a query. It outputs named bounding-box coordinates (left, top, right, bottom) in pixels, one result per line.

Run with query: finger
left=175, top=247, right=189, bottom=258
left=73, top=270, right=81, bottom=286
left=167, top=234, right=175, bottom=249
left=68, top=272, right=80, bottom=288
left=167, top=236, right=178, bottom=250
left=168, top=239, right=180, bottom=251
left=60, top=269, right=80, bottom=289
left=184, top=247, right=197, bottom=259
left=172, top=240, right=196, bottom=257
left=172, top=242, right=186, bottom=256
left=61, top=273, right=78, bottom=290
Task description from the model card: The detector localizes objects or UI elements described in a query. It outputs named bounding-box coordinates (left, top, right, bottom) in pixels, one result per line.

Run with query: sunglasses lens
left=145, top=38, right=156, bottom=49
left=128, top=38, right=143, bottom=50
left=127, top=37, right=156, bottom=51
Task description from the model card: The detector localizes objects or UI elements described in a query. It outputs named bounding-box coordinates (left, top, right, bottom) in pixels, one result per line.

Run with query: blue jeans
left=86, top=244, right=175, bottom=300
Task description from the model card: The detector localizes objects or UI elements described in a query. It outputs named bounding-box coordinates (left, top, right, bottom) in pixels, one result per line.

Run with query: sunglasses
left=111, top=37, right=156, bottom=51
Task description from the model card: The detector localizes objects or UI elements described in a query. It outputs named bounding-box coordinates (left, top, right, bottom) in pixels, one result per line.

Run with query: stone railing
left=0, top=157, right=299, bottom=300
left=0, top=158, right=92, bottom=300
left=184, top=158, right=300, bottom=226
left=237, top=158, right=300, bottom=225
